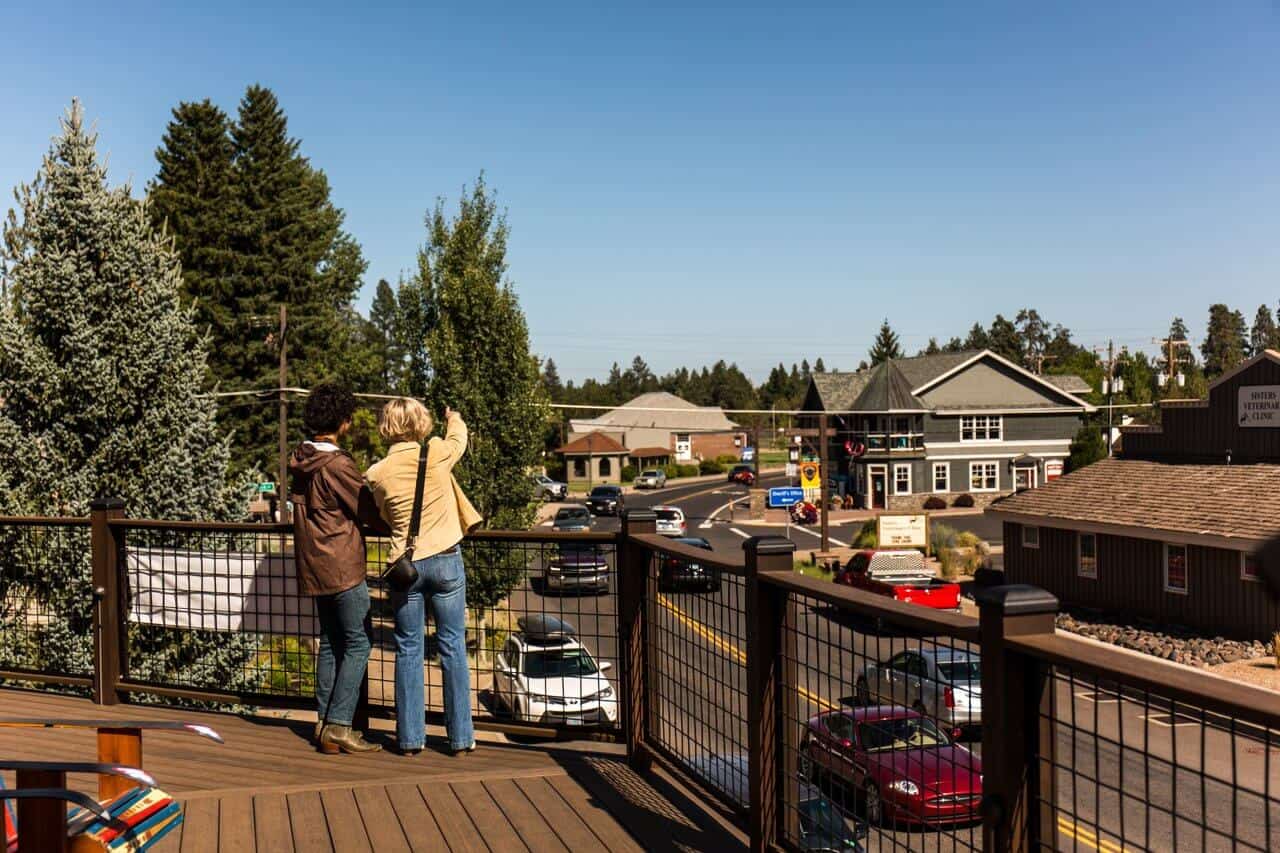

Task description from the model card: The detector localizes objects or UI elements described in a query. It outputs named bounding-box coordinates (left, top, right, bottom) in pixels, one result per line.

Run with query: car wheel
left=855, top=677, right=871, bottom=707
left=864, top=782, right=885, bottom=827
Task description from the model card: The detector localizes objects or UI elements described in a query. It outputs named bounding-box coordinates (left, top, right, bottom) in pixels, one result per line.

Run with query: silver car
left=634, top=469, right=667, bottom=489
left=855, top=648, right=982, bottom=730
left=532, top=474, right=568, bottom=501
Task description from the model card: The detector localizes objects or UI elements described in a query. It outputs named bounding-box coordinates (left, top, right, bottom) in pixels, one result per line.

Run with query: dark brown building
left=988, top=350, right=1280, bottom=640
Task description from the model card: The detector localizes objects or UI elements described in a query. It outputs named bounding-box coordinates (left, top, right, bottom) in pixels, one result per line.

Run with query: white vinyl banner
left=127, top=547, right=317, bottom=635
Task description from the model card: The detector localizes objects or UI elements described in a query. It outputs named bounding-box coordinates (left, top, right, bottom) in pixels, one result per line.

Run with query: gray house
left=800, top=350, right=1094, bottom=510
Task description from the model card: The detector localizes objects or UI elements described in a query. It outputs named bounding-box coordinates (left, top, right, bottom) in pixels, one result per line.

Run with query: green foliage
left=853, top=519, right=878, bottom=549
left=0, top=101, right=254, bottom=691
left=1201, top=303, right=1249, bottom=379
left=663, top=463, right=681, bottom=480
left=620, top=464, right=638, bottom=483
left=1067, top=425, right=1107, bottom=473
left=715, top=454, right=740, bottom=465
left=868, top=319, right=903, bottom=365
left=677, top=464, right=700, bottom=478
left=698, top=459, right=724, bottom=475
left=930, top=523, right=957, bottom=557
left=343, top=408, right=386, bottom=470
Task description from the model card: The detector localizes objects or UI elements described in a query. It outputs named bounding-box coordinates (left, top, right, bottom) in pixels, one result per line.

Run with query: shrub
left=544, top=459, right=566, bottom=481
left=955, top=531, right=981, bottom=549
left=699, top=459, right=725, bottom=475
left=716, top=454, right=739, bottom=465
left=621, top=464, right=638, bottom=483
left=953, top=493, right=975, bottom=508
left=938, top=552, right=959, bottom=580
left=678, top=464, right=700, bottom=478
left=853, top=519, right=878, bottom=549
left=663, top=463, right=681, bottom=480
left=922, top=495, right=947, bottom=510
left=930, top=523, right=958, bottom=557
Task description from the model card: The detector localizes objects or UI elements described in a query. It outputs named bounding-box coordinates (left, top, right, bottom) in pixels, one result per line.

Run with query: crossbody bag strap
left=404, top=442, right=430, bottom=556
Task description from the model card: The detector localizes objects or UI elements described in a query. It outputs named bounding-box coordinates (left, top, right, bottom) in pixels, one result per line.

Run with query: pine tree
left=813, top=357, right=827, bottom=373
left=923, top=337, right=941, bottom=356
left=1201, top=304, right=1248, bottom=377
left=1250, top=304, right=1277, bottom=356
left=963, top=322, right=989, bottom=351
left=943, top=336, right=965, bottom=353
left=1015, top=308, right=1049, bottom=368
left=987, top=314, right=1022, bottom=362
left=398, top=176, right=548, bottom=616
left=369, top=278, right=405, bottom=392
left=542, top=358, right=564, bottom=400
left=868, top=319, right=903, bottom=365
left=0, top=101, right=253, bottom=687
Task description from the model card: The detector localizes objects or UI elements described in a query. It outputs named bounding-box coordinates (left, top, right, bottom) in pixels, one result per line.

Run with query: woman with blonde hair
left=365, top=397, right=482, bottom=755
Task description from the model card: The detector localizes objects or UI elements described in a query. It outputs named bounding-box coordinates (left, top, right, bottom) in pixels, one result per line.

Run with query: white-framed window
left=960, top=415, right=1003, bottom=442
left=1022, top=525, right=1040, bottom=549
left=1242, top=552, right=1261, bottom=583
left=932, top=462, right=949, bottom=493
left=1078, top=533, right=1097, bottom=579
left=893, top=464, right=912, bottom=495
left=1164, top=543, right=1188, bottom=595
left=969, top=461, right=999, bottom=492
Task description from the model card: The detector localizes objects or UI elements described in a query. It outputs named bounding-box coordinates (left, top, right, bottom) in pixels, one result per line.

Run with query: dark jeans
left=314, top=581, right=371, bottom=727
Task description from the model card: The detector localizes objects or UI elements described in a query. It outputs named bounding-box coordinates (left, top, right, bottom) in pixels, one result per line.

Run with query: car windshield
left=937, top=658, right=981, bottom=683
left=555, top=508, right=589, bottom=520
left=858, top=716, right=951, bottom=751
left=642, top=470, right=660, bottom=477
left=655, top=509, right=681, bottom=521
left=523, top=649, right=598, bottom=679
left=590, top=487, right=618, bottom=497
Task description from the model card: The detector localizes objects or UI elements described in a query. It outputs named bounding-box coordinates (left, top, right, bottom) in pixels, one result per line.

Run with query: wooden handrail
left=0, top=516, right=89, bottom=527
left=630, top=532, right=747, bottom=576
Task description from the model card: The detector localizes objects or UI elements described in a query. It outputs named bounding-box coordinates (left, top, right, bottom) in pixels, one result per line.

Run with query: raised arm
left=432, top=408, right=468, bottom=470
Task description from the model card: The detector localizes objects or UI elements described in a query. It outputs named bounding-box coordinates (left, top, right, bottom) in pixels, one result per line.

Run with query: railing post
left=619, top=509, right=656, bottom=770
left=744, top=535, right=795, bottom=853
left=975, top=584, right=1058, bottom=853
left=89, top=498, right=126, bottom=706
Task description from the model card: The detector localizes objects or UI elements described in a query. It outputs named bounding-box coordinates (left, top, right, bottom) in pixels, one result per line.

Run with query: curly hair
left=303, top=383, right=357, bottom=436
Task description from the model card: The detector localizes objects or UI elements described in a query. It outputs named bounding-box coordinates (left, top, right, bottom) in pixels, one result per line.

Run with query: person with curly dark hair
left=288, top=382, right=388, bottom=754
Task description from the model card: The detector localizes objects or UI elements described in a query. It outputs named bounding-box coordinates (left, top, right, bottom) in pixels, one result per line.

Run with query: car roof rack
left=517, top=614, right=577, bottom=642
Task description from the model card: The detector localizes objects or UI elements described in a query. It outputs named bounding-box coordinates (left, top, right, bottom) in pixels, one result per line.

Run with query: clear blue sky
left=3, top=2, right=1278, bottom=382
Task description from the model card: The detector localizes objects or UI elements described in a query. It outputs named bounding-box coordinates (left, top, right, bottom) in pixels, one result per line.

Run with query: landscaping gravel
left=1056, top=611, right=1273, bottom=669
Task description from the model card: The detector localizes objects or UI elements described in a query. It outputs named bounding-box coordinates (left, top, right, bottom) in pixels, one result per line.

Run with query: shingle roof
left=628, top=446, right=672, bottom=458
left=570, top=392, right=738, bottom=432
left=891, top=351, right=983, bottom=390
left=1043, top=374, right=1092, bottom=394
left=556, top=431, right=627, bottom=456
left=852, top=361, right=928, bottom=411
left=810, top=372, right=872, bottom=411
left=988, top=457, right=1280, bottom=545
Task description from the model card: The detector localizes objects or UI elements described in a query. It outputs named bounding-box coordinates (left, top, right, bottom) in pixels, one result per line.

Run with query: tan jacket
left=365, top=414, right=483, bottom=562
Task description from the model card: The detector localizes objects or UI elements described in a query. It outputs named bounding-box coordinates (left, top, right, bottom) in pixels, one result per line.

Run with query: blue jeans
left=393, top=548, right=474, bottom=751
left=314, top=581, right=371, bottom=728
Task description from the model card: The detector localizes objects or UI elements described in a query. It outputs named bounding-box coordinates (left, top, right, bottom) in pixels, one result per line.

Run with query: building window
left=573, top=459, right=586, bottom=478
left=599, top=457, right=612, bottom=477
left=969, top=461, right=999, bottom=492
left=1164, top=544, right=1188, bottom=594
left=1078, top=533, right=1097, bottom=579
left=960, top=415, right=1002, bottom=442
left=1242, top=552, right=1261, bottom=582
left=1022, top=525, right=1040, bottom=549
left=893, top=464, right=911, bottom=495
left=932, top=462, right=949, bottom=493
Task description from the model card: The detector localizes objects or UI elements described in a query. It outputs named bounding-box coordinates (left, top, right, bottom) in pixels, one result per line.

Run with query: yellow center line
left=1057, top=816, right=1127, bottom=853
left=655, top=593, right=746, bottom=665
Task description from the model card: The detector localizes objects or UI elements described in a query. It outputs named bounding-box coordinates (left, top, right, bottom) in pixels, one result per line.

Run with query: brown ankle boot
left=318, top=724, right=382, bottom=754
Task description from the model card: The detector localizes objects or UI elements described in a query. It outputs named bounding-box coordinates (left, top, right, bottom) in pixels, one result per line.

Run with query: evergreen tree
left=868, top=319, right=903, bottom=365
left=987, top=314, right=1022, bottom=362
left=1201, top=304, right=1248, bottom=377
left=813, top=357, right=827, bottom=373
left=1015, top=308, right=1049, bottom=369
left=922, top=337, right=941, bottom=356
left=542, top=358, right=564, bottom=400
left=963, top=322, right=989, bottom=351
left=1066, top=425, right=1107, bottom=473
left=1250, top=304, right=1277, bottom=356
left=369, top=278, right=405, bottom=392
left=943, top=336, right=965, bottom=353
left=398, top=176, right=547, bottom=615
left=0, top=102, right=253, bottom=688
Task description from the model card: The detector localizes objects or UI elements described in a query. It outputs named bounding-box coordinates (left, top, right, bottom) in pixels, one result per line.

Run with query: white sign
left=877, top=513, right=928, bottom=548
left=128, top=547, right=317, bottom=635
left=785, top=463, right=798, bottom=478
left=1239, top=386, right=1280, bottom=428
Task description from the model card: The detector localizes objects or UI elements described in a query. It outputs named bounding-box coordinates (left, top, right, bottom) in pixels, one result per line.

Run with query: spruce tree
left=541, top=358, right=564, bottom=400
left=987, top=314, right=1022, bottom=363
left=868, top=319, right=903, bottom=365
left=1201, top=304, right=1248, bottom=377
left=369, top=278, right=405, bottom=392
left=0, top=102, right=254, bottom=687
left=963, top=322, right=989, bottom=351
left=1250, top=304, right=1277, bottom=356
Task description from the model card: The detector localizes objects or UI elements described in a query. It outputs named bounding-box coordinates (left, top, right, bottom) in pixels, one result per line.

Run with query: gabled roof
left=809, top=372, right=872, bottom=411
left=628, top=446, right=672, bottom=458
left=556, top=431, right=627, bottom=456
left=569, top=391, right=738, bottom=433
left=1042, top=374, right=1092, bottom=395
left=910, top=350, right=1094, bottom=409
left=1207, top=349, right=1280, bottom=391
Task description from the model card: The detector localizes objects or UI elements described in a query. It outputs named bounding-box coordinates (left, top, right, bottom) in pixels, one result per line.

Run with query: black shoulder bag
left=381, top=443, right=428, bottom=592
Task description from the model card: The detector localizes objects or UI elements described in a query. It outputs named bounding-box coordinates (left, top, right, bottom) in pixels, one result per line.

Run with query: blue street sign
left=768, top=486, right=804, bottom=508
left=741, top=447, right=755, bottom=462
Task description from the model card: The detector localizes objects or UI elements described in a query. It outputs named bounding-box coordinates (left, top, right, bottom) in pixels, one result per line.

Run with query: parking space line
left=1075, top=690, right=1120, bottom=704
left=729, top=528, right=750, bottom=539
left=1140, top=712, right=1197, bottom=728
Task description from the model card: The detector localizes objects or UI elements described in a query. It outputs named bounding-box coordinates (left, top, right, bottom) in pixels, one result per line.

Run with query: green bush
left=715, top=454, right=739, bottom=465
left=621, top=464, right=638, bottom=483
left=955, top=531, right=981, bottom=548
left=677, top=464, right=700, bottom=478
left=699, top=459, right=724, bottom=475
left=930, top=523, right=958, bottom=557
left=544, top=459, right=566, bottom=481
left=663, top=463, right=681, bottom=480
left=853, top=519, right=878, bottom=549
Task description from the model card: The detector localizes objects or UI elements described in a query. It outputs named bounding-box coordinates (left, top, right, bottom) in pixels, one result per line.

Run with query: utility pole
left=1030, top=353, right=1058, bottom=376
left=1152, top=336, right=1191, bottom=391
left=819, top=412, right=830, bottom=551
left=1092, top=340, right=1128, bottom=457
left=278, top=304, right=290, bottom=523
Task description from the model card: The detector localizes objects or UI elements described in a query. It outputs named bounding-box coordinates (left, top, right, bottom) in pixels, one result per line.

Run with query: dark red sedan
left=799, top=705, right=982, bottom=827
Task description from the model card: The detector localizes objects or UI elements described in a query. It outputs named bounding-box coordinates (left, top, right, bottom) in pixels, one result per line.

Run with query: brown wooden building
left=988, top=350, right=1280, bottom=640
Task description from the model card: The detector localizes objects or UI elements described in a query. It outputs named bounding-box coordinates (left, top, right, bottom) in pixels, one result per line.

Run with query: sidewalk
left=741, top=505, right=987, bottom=529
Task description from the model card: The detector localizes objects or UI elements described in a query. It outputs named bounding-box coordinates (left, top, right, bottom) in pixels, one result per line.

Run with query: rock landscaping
left=1056, top=611, right=1273, bottom=669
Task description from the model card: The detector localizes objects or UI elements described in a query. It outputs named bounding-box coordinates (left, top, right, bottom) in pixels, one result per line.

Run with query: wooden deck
left=0, top=688, right=744, bottom=852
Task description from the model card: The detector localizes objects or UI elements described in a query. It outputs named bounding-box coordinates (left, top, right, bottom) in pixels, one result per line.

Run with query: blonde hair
left=379, top=397, right=434, bottom=443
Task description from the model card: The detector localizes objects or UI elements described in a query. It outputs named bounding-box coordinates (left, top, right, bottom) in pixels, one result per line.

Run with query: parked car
left=551, top=505, right=592, bottom=532
left=658, top=537, right=720, bottom=592
left=586, top=485, right=625, bottom=516
left=834, top=550, right=961, bottom=610
left=544, top=541, right=610, bottom=594
left=493, top=615, right=617, bottom=727
left=634, top=469, right=667, bottom=489
left=532, top=473, right=568, bottom=502
left=727, top=464, right=756, bottom=486
left=653, top=505, right=687, bottom=537
left=854, top=649, right=981, bottom=735
left=800, top=706, right=983, bottom=827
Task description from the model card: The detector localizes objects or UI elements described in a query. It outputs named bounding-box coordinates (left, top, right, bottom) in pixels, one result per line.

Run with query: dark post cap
left=743, top=535, right=796, bottom=556
left=89, top=497, right=126, bottom=511
left=972, top=584, right=1058, bottom=615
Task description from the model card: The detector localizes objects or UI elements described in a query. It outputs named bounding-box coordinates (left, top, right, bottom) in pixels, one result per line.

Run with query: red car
left=727, top=464, right=756, bottom=486
left=799, top=705, right=982, bottom=827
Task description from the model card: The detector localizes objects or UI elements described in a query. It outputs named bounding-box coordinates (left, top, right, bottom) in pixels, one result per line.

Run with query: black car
left=586, top=485, right=625, bottom=516
left=658, top=537, right=720, bottom=592
left=551, top=506, right=592, bottom=532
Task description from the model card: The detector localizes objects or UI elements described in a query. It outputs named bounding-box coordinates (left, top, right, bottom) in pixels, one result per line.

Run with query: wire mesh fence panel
left=779, top=586, right=983, bottom=853
left=1037, top=664, right=1280, bottom=853
left=0, top=519, right=93, bottom=684
left=643, top=544, right=750, bottom=815
left=366, top=533, right=622, bottom=734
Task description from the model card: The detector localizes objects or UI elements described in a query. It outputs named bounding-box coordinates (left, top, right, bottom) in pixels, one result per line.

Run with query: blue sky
left=2, top=2, right=1278, bottom=381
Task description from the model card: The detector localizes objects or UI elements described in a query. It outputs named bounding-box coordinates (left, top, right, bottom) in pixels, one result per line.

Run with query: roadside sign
left=768, top=487, right=804, bottom=508
left=257, top=482, right=276, bottom=494
left=788, top=448, right=799, bottom=462
left=799, top=463, right=820, bottom=490
left=785, top=463, right=797, bottom=478
left=742, top=447, right=755, bottom=462
left=877, top=513, right=928, bottom=548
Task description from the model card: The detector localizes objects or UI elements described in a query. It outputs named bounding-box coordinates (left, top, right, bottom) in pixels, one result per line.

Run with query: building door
left=869, top=466, right=887, bottom=510
left=1014, top=464, right=1037, bottom=491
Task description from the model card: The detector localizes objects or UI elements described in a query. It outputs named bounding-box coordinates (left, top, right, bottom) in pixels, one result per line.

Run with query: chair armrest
left=0, top=719, right=223, bottom=743
left=0, top=788, right=112, bottom=822
left=0, top=761, right=155, bottom=788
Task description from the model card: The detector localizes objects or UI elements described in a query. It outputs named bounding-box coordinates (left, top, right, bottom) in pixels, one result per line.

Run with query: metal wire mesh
left=0, top=518, right=94, bottom=683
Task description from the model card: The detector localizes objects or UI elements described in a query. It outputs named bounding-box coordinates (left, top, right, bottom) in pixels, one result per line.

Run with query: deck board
left=352, top=785, right=412, bottom=853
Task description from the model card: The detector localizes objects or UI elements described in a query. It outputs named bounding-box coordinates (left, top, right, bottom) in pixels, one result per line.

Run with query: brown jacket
left=289, top=442, right=389, bottom=596
left=365, top=413, right=483, bottom=563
